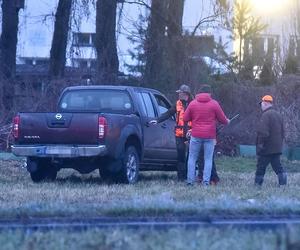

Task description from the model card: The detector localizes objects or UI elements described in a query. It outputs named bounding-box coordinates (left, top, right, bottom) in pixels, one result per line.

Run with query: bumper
left=11, top=145, right=107, bottom=158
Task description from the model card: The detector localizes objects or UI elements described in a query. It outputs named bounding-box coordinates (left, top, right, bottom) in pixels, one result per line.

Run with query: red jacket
left=183, top=93, right=228, bottom=139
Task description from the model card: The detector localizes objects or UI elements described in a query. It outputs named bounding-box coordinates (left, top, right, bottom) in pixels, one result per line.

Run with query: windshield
left=59, top=89, right=133, bottom=113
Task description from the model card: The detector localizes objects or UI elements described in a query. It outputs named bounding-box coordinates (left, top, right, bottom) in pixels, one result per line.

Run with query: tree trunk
left=144, top=0, right=168, bottom=89
left=95, top=0, right=119, bottom=84
left=0, top=0, right=22, bottom=116
left=166, top=0, right=184, bottom=87
left=49, top=0, right=73, bottom=78
left=238, top=37, right=242, bottom=73
left=167, top=0, right=184, bottom=38
left=297, top=0, right=300, bottom=63
left=0, top=0, right=21, bottom=79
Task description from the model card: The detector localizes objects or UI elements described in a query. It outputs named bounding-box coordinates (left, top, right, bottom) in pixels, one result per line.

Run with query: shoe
left=186, top=182, right=193, bottom=186
left=210, top=180, right=218, bottom=185
left=278, top=173, right=287, bottom=186
left=196, top=176, right=202, bottom=183
left=254, top=175, right=264, bottom=186
left=203, top=181, right=210, bottom=186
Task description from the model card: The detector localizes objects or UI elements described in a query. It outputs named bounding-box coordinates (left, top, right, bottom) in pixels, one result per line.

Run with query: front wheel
left=117, top=146, right=140, bottom=184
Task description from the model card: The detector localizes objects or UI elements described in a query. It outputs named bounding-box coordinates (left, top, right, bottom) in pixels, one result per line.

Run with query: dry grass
left=0, top=156, right=300, bottom=219
left=0, top=227, right=292, bottom=250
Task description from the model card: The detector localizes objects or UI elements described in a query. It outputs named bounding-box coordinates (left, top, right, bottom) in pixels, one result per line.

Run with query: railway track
left=1, top=216, right=300, bottom=230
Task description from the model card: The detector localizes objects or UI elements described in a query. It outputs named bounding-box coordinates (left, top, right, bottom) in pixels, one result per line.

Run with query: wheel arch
left=125, top=134, right=143, bottom=160
left=114, top=125, right=143, bottom=160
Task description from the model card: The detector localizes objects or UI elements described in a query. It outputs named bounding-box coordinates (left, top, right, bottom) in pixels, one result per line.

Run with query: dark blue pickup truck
left=12, top=85, right=178, bottom=183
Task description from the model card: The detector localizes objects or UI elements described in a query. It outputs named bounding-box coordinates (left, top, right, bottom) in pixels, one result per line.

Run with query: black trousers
left=176, top=137, right=188, bottom=180
left=255, top=154, right=284, bottom=176
left=176, top=137, right=187, bottom=164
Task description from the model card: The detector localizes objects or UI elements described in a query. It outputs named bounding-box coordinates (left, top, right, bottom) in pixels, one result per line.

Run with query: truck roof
left=63, top=85, right=162, bottom=95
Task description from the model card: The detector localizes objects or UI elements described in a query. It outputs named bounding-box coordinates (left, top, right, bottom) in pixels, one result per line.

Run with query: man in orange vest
left=150, top=84, right=192, bottom=180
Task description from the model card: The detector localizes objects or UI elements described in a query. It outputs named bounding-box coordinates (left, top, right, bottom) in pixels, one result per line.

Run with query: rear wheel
left=99, top=167, right=113, bottom=182
left=117, top=146, right=140, bottom=184
left=29, top=159, right=57, bottom=183
left=46, top=166, right=57, bottom=181
left=30, top=168, right=46, bottom=182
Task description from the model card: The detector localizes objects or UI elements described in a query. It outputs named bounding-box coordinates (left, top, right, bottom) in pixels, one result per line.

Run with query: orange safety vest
left=175, top=100, right=192, bottom=137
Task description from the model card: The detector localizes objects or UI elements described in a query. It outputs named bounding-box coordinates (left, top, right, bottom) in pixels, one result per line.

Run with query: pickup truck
left=12, top=85, right=178, bottom=183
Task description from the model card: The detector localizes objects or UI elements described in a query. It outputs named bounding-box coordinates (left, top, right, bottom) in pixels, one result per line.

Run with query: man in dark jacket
left=255, top=95, right=287, bottom=186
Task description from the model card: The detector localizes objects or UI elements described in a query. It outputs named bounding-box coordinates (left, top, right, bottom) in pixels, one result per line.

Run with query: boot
left=254, top=175, right=264, bottom=186
left=177, top=162, right=187, bottom=181
left=278, top=172, right=287, bottom=186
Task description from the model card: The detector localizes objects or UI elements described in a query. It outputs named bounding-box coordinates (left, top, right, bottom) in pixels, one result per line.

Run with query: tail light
left=98, top=116, right=107, bottom=139
left=13, top=115, right=20, bottom=139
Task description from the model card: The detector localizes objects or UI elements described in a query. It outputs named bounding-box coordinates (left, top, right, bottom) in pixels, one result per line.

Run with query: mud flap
left=26, top=158, right=38, bottom=173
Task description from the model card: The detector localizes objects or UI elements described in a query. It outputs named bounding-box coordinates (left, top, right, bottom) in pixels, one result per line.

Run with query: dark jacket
left=256, top=107, right=284, bottom=155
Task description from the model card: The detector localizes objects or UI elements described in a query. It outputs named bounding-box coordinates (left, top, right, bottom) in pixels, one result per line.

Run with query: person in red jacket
left=184, top=85, right=229, bottom=185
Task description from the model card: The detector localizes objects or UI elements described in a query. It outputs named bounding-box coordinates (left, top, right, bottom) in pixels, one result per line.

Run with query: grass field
left=0, top=156, right=300, bottom=219
left=1, top=226, right=299, bottom=250
left=1, top=156, right=300, bottom=250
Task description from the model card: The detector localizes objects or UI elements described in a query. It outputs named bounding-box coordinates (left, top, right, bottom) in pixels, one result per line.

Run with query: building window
left=246, top=35, right=279, bottom=65
left=23, top=58, right=49, bottom=66
left=35, top=59, right=49, bottom=65
left=91, top=34, right=96, bottom=46
left=73, top=59, right=96, bottom=68
left=73, top=33, right=95, bottom=46
left=289, top=36, right=300, bottom=57
left=79, top=60, right=88, bottom=68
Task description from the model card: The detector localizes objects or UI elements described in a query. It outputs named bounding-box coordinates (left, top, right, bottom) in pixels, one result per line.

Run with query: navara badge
left=55, top=113, right=62, bottom=120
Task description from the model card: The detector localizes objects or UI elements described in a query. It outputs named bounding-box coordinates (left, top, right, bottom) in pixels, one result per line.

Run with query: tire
left=99, top=167, right=113, bottom=182
left=30, top=168, right=47, bottom=183
left=117, top=146, right=140, bottom=184
left=30, top=160, right=57, bottom=183
left=46, top=167, right=57, bottom=181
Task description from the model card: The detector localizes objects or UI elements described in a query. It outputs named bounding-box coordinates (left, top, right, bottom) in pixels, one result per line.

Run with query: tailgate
left=18, top=113, right=100, bottom=144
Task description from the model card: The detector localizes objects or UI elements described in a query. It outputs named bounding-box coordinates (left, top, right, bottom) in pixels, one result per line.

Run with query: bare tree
left=49, top=0, right=73, bottom=78
left=165, top=0, right=185, bottom=87
left=144, top=0, right=169, bottom=89
left=231, top=0, right=266, bottom=73
left=0, top=0, right=24, bottom=79
left=0, top=0, right=24, bottom=114
left=297, top=0, right=300, bottom=64
left=95, top=0, right=119, bottom=84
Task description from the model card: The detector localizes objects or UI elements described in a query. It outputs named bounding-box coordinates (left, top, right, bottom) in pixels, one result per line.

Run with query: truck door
left=152, top=93, right=177, bottom=161
left=137, top=92, right=166, bottom=161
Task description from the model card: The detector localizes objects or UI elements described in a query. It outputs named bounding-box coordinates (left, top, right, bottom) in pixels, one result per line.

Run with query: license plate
left=46, top=147, right=71, bottom=155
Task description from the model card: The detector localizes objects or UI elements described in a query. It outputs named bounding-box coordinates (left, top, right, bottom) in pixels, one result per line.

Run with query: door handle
left=161, top=123, right=167, bottom=129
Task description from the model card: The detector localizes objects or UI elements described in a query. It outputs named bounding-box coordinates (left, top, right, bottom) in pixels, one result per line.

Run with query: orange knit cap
left=261, top=95, right=273, bottom=103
